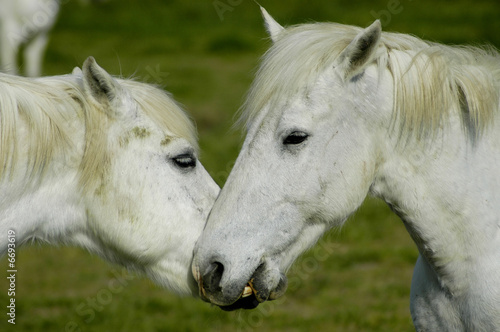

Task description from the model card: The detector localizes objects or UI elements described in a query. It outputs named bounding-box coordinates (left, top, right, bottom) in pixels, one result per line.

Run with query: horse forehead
left=121, top=102, right=175, bottom=140
left=251, top=94, right=314, bottom=128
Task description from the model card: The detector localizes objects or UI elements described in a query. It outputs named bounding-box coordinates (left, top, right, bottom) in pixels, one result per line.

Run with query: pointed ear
left=72, top=66, right=83, bottom=76
left=82, top=56, right=120, bottom=107
left=260, top=6, right=284, bottom=43
left=336, top=20, right=382, bottom=80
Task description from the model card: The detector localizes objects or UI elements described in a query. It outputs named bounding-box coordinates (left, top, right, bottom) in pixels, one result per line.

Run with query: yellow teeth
left=241, top=285, right=253, bottom=298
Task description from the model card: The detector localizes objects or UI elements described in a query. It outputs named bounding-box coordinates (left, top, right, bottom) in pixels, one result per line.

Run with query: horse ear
left=260, top=6, right=284, bottom=43
left=72, top=66, right=83, bottom=76
left=337, top=20, right=382, bottom=80
left=82, top=56, right=120, bottom=108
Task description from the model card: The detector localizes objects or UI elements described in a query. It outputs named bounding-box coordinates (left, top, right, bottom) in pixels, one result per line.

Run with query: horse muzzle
left=192, top=261, right=288, bottom=311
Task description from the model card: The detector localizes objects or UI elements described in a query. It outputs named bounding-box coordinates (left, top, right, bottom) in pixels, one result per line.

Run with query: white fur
left=194, top=11, right=500, bottom=329
left=0, top=0, right=59, bottom=76
left=0, top=57, right=220, bottom=296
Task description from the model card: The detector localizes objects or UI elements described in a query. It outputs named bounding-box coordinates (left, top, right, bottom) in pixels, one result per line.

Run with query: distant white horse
left=0, top=57, right=219, bottom=295
left=193, top=8, right=500, bottom=330
left=0, top=0, right=59, bottom=76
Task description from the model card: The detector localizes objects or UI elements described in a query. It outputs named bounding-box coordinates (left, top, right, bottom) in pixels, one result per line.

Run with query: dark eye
left=172, top=153, right=196, bottom=169
left=283, top=131, right=309, bottom=145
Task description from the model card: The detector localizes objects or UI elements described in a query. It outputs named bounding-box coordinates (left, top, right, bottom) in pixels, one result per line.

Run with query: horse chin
left=219, top=293, right=260, bottom=311
left=144, top=259, right=199, bottom=297
left=217, top=275, right=288, bottom=311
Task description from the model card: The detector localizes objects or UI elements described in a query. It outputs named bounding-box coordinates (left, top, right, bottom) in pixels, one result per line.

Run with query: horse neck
left=0, top=171, right=88, bottom=253
left=371, top=104, right=500, bottom=295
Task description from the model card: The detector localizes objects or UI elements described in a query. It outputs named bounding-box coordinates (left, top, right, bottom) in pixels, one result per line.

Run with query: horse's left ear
left=260, top=6, right=284, bottom=43
left=82, top=56, right=121, bottom=110
left=336, top=20, right=382, bottom=80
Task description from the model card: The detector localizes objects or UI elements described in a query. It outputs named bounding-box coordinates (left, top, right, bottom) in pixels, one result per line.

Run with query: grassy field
left=1, top=0, right=499, bottom=331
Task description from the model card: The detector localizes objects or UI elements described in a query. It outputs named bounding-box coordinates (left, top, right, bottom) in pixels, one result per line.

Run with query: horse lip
left=212, top=276, right=285, bottom=310
left=192, top=264, right=200, bottom=287
left=193, top=264, right=244, bottom=306
left=219, top=292, right=260, bottom=311
left=247, top=277, right=268, bottom=303
left=242, top=273, right=288, bottom=303
left=192, top=264, right=210, bottom=303
left=269, top=275, right=288, bottom=300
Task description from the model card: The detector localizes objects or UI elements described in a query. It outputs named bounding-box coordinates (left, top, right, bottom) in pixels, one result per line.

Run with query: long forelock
left=239, top=22, right=500, bottom=141
left=238, top=23, right=360, bottom=130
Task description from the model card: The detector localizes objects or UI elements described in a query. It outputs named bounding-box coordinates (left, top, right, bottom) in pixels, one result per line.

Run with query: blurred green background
left=1, top=0, right=499, bottom=331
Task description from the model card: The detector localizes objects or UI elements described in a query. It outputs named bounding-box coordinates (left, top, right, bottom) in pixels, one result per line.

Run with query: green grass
left=1, top=0, right=499, bottom=331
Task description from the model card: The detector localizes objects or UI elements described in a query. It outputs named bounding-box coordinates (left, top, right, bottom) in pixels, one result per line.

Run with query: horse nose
left=199, top=261, right=224, bottom=301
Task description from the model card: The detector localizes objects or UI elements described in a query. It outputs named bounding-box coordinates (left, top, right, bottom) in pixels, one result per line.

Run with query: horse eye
left=172, top=153, right=197, bottom=169
left=283, top=131, right=309, bottom=145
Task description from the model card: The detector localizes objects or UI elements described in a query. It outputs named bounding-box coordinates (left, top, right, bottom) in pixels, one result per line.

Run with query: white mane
left=240, top=22, right=500, bottom=141
left=0, top=73, right=197, bottom=191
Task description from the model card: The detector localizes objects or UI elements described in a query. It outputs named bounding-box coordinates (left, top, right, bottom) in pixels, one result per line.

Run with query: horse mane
left=0, top=75, right=80, bottom=183
left=239, top=22, right=500, bottom=141
left=0, top=74, right=197, bottom=192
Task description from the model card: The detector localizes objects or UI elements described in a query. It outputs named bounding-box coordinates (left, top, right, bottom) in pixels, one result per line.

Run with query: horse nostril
left=202, top=261, right=224, bottom=293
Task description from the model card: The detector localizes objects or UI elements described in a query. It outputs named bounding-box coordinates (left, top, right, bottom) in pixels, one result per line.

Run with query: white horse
left=193, top=8, right=500, bottom=330
left=0, top=0, right=59, bottom=76
left=0, top=56, right=219, bottom=296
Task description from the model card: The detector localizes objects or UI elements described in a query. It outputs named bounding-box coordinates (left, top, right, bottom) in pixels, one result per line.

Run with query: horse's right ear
left=82, top=56, right=121, bottom=109
left=260, top=6, right=284, bottom=43
left=72, top=66, right=83, bottom=76
left=336, top=20, right=382, bottom=81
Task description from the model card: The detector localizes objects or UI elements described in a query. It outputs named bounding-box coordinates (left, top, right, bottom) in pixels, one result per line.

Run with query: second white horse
left=0, top=0, right=59, bottom=76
